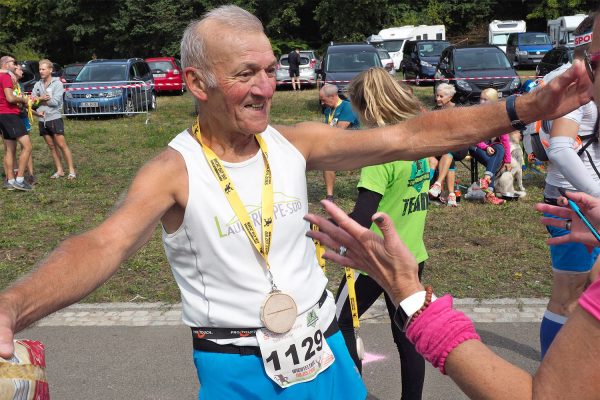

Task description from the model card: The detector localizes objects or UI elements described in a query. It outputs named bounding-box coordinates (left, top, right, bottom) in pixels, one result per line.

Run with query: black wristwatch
left=505, top=94, right=527, bottom=131
left=392, top=291, right=426, bottom=331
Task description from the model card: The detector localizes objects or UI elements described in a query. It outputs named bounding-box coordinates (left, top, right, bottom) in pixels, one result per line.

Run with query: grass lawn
left=0, top=83, right=552, bottom=303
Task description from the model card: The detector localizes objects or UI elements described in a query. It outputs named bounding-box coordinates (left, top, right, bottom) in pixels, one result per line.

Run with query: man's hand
left=525, top=60, right=592, bottom=123
left=536, top=191, right=600, bottom=247
left=0, top=304, right=16, bottom=359
left=486, top=147, right=495, bottom=156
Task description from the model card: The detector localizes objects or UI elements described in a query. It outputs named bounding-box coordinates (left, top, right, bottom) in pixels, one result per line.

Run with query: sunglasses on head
left=585, top=50, right=600, bottom=83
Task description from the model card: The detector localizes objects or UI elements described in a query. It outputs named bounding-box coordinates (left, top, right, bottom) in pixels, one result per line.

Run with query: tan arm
left=0, top=148, right=187, bottom=357
left=278, top=61, right=591, bottom=171
left=3, top=87, right=27, bottom=105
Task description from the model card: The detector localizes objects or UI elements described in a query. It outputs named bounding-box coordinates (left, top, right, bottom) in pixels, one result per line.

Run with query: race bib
left=256, top=305, right=335, bottom=388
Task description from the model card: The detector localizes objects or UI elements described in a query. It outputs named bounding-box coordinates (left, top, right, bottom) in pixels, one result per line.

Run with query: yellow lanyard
left=344, top=267, right=360, bottom=330
left=192, top=120, right=275, bottom=273
left=327, top=99, right=343, bottom=125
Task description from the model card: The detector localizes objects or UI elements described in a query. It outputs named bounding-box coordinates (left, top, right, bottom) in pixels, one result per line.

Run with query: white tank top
left=163, top=126, right=334, bottom=346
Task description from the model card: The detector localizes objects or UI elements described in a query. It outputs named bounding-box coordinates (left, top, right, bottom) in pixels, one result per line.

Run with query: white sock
left=16, top=177, right=24, bottom=183
left=8, top=179, right=15, bottom=184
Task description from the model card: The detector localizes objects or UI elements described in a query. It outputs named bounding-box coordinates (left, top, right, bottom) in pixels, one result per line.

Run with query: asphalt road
left=22, top=321, right=541, bottom=399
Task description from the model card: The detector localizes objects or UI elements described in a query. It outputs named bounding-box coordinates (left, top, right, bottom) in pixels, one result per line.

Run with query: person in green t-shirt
left=334, top=68, right=429, bottom=400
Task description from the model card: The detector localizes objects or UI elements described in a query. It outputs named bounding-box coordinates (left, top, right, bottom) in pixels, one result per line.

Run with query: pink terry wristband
left=579, top=278, right=600, bottom=321
left=406, top=295, right=480, bottom=375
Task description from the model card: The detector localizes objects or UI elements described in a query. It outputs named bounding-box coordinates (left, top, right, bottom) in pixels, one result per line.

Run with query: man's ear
left=184, top=67, right=208, bottom=101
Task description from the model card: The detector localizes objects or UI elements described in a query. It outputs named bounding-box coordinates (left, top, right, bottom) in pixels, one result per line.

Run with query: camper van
left=547, top=14, right=587, bottom=46
left=376, top=25, right=445, bottom=70
left=488, top=20, right=526, bottom=53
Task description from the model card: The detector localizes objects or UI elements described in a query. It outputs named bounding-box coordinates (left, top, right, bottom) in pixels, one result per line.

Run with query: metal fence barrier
left=62, top=81, right=155, bottom=123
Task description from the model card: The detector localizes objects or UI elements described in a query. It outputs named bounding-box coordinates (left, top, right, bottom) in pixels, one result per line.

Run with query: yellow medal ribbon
left=27, top=98, right=34, bottom=124
left=344, top=267, right=360, bottom=330
left=327, top=98, right=343, bottom=125
left=191, top=120, right=275, bottom=272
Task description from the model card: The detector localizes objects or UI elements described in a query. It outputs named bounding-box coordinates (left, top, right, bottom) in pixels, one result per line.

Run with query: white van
left=488, top=20, right=526, bottom=53
left=547, top=14, right=587, bottom=46
left=376, top=25, right=445, bottom=70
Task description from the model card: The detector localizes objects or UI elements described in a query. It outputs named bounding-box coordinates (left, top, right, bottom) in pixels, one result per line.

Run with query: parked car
left=17, top=61, right=40, bottom=93
left=400, top=40, right=450, bottom=85
left=60, top=63, right=86, bottom=83
left=275, top=50, right=319, bottom=88
left=63, top=58, right=156, bottom=115
left=145, top=57, right=185, bottom=94
left=535, top=46, right=573, bottom=77
left=317, top=43, right=382, bottom=98
left=506, top=32, right=552, bottom=68
left=433, top=45, right=520, bottom=104
left=376, top=49, right=396, bottom=75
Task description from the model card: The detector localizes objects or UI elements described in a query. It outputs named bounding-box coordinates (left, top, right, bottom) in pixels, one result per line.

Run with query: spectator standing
left=537, top=15, right=600, bottom=358
left=335, top=68, right=428, bottom=400
left=319, top=83, right=359, bottom=201
left=32, top=59, right=76, bottom=179
left=11, top=65, right=35, bottom=184
left=288, top=48, right=301, bottom=91
left=0, top=55, right=33, bottom=191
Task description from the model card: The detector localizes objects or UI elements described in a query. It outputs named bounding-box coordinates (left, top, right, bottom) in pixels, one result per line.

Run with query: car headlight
left=421, top=61, right=433, bottom=68
left=455, top=80, right=471, bottom=91
left=509, top=77, right=521, bottom=90
left=517, top=49, right=528, bottom=56
left=65, top=91, right=72, bottom=99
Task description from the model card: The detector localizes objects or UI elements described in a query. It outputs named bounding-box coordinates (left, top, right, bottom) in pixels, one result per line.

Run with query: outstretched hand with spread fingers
left=535, top=191, right=600, bottom=247
left=305, top=200, right=424, bottom=305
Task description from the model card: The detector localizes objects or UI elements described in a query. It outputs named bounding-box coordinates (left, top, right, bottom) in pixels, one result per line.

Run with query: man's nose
left=252, top=70, right=275, bottom=97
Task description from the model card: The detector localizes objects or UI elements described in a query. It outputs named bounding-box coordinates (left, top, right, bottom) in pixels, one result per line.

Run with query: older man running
left=0, top=5, right=593, bottom=400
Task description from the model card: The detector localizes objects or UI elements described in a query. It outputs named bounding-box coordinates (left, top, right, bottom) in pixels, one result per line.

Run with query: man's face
left=39, top=63, right=52, bottom=79
left=201, top=27, right=277, bottom=137
left=319, top=92, right=337, bottom=108
left=2, top=58, right=17, bottom=72
left=435, top=89, right=452, bottom=107
left=14, top=66, right=23, bottom=79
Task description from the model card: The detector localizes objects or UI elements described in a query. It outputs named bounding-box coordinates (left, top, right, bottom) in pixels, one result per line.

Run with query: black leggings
left=335, top=262, right=425, bottom=400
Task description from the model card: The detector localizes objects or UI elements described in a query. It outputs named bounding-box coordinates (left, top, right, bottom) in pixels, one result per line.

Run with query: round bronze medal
left=260, top=291, right=298, bottom=333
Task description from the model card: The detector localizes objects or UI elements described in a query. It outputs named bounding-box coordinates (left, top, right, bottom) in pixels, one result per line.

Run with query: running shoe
left=478, top=177, right=490, bottom=190
left=428, top=182, right=442, bottom=198
left=12, top=180, right=33, bottom=191
left=447, top=193, right=458, bottom=207
left=3, top=180, right=14, bottom=191
left=485, top=192, right=505, bottom=205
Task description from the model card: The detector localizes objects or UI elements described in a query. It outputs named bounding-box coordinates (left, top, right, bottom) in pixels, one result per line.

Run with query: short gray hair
left=0, top=56, right=14, bottom=68
left=181, top=5, right=264, bottom=88
left=320, top=84, right=338, bottom=97
left=437, top=83, right=456, bottom=97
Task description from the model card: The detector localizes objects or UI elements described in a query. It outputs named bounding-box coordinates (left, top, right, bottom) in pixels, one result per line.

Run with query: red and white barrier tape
left=322, top=75, right=542, bottom=84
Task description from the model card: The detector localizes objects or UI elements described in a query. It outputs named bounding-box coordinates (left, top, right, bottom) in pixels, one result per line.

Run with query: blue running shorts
left=193, top=331, right=366, bottom=400
left=545, top=213, right=600, bottom=272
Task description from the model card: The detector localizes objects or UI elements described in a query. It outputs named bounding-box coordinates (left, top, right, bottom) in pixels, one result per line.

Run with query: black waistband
left=192, top=318, right=339, bottom=356
left=191, top=290, right=328, bottom=340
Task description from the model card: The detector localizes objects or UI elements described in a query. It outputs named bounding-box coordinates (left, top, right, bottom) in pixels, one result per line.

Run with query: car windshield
left=519, top=33, right=551, bottom=45
left=418, top=42, right=449, bottom=57
left=326, top=52, right=381, bottom=72
left=64, top=65, right=83, bottom=76
left=147, top=61, right=174, bottom=72
left=455, top=48, right=511, bottom=70
left=280, top=56, right=310, bottom=66
left=75, top=64, right=128, bottom=82
left=377, top=49, right=391, bottom=60
left=380, top=40, right=404, bottom=52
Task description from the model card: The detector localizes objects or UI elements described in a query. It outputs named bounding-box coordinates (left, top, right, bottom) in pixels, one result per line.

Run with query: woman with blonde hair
left=334, top=67, right=429, bottom=400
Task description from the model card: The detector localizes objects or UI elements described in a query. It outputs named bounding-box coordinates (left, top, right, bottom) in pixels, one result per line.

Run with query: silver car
left=275, top=50, right=318, bottom=88
left=377, top=49, right=396, bottom=75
